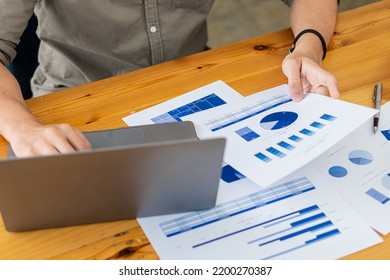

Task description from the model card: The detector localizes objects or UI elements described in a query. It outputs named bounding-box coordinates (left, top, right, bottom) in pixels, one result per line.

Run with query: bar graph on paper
left=157, top=177, right=345, bottom=260
left=151, top=94, right=227, bottom=123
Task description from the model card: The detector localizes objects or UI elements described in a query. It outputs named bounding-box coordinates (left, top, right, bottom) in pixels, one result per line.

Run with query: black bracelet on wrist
left=288, top=29, right=327, bottom=60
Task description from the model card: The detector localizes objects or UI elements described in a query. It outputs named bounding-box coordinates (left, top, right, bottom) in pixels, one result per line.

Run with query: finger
left=49, top=132, right=79, bottom=154
left=39, top=124, right=79, bottom=154
left=56, top=124, right=91, bottom=151
left=312, top=85, right=328, bottom=96
left=66, top=128, right=92, bottom=151
left=36, top=143, right=62, bottom=156
left=301, top=60, right=339, bottom=99
left=313, top=70, right=339, bottom=98
left=282, top=57, right=304, bottom=102
left=325, top=75, right=339, bottom=99
left=15, top=140, right=60, bottom=158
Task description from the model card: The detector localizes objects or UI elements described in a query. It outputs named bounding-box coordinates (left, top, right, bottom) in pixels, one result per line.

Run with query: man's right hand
left=8, top=122, right=92, bottom=158
left=0, top=63, right=91, bottom=157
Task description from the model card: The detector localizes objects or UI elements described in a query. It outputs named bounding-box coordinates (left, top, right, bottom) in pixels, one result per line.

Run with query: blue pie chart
left=260, top=111, right=298, bottom=130
left=348, top=150, right=373, bottom=165
left=382, top=173, right=390, bottom=191
left=328, top=166, right=348, bottom=178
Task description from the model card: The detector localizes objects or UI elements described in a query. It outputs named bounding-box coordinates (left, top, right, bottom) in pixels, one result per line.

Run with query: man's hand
left=9, top=122, right=91, bottom=157
left=282, top=51, right=339, bottom=102
left=0, top=64, right=91, bottom=158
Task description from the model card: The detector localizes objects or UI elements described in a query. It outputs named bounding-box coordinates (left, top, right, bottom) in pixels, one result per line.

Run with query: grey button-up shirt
left=0, top=0, right=292, bottom=96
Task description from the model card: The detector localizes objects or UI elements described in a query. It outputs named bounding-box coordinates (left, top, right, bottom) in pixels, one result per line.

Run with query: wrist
left=294, top=36, right=324, bottom=63
left=0, top=107, right=41, bottom=143
left=289, top=29, right=327, bottom=63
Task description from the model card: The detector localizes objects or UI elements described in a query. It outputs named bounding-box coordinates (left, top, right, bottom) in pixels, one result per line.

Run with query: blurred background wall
left=207, top=0, right=380, bottom=48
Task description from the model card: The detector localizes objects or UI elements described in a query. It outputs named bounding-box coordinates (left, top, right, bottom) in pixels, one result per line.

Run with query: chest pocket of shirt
left=171, top=0, right=214, bottom=10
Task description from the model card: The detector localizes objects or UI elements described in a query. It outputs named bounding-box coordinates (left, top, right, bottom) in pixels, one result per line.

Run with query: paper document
left=311, top=101, right=390, bottom=234
left=123, top=80, right=243, bottom=126
left=181, top=85, right=377, bottom=187
left=138, top=167, right=382, bottom=260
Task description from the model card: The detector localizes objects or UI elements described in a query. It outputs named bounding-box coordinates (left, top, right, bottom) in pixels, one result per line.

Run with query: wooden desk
left=0, top=0, right=389, bottom=260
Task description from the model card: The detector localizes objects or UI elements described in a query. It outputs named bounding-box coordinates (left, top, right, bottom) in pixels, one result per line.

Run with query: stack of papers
left=123, top=80, right=390, bottom=259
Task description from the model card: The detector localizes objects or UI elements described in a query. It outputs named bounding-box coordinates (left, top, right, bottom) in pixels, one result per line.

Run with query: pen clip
left=373, top=84, right=378, bottom=102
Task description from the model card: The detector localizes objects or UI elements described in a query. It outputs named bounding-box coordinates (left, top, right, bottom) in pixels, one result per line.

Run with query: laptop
left=0, top=121, right=225, bottom=232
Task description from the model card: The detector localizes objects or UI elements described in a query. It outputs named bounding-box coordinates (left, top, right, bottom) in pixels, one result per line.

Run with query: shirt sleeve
left=0, top=1, right=37, bottom=66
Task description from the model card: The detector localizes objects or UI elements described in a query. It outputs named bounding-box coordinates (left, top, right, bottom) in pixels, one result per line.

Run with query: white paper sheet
left=310, top=101, right=390, bottom=234
left=181, top=85, right=377, bottom=187
left=122, top=80, right=243, bottom=126
left=138, top=168, right=382, bottom=260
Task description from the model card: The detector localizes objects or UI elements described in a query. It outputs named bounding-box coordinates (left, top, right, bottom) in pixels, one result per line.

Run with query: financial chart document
left=122, top=80, right=244, bottom=126
left=182, top=85, right=377, bottom=187
left=312, top=101, right=390, bottom=234
left=138, top=166, right=381, bottom=260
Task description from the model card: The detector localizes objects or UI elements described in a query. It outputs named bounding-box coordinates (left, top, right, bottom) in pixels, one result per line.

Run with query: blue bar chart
left=366, top=188, right=390, bottom=204
left=278, top=141, right=296, bottom=151
left=300, top=128, right=316, bottom=136
left=157, top=177, right=348, bottom=259
left=159, top=177, right=315, bottom=237
left=320, top=114, right=337, bottom=121
left=266, top=147, right=286, bottom=158
left=255, top=152, right=272, bottom=163
left=310, top=121, right=325, bottom=129
left=235, top=127, right=260, bottom=142
left=289, top=135, right=303, bottom=142
left=151, top=93, right=226, bottom=123
left=248, top=207, right=340, bottom=260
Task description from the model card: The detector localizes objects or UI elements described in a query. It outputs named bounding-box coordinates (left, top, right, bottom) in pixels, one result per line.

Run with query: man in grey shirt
left=0, top=0, right=339, bottom=157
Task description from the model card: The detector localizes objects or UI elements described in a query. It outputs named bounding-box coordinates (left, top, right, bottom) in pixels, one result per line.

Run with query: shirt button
left=150, top=25, right=157, bottom=33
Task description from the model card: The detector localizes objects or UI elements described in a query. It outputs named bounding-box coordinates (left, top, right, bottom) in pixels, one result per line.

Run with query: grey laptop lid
left=0, top=122, right=225, bottom=232
left=7, top=121, right=199, bottom=157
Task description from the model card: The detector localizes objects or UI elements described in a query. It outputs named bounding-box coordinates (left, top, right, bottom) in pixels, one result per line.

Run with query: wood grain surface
left=0, top=0, right=389, bottom=259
